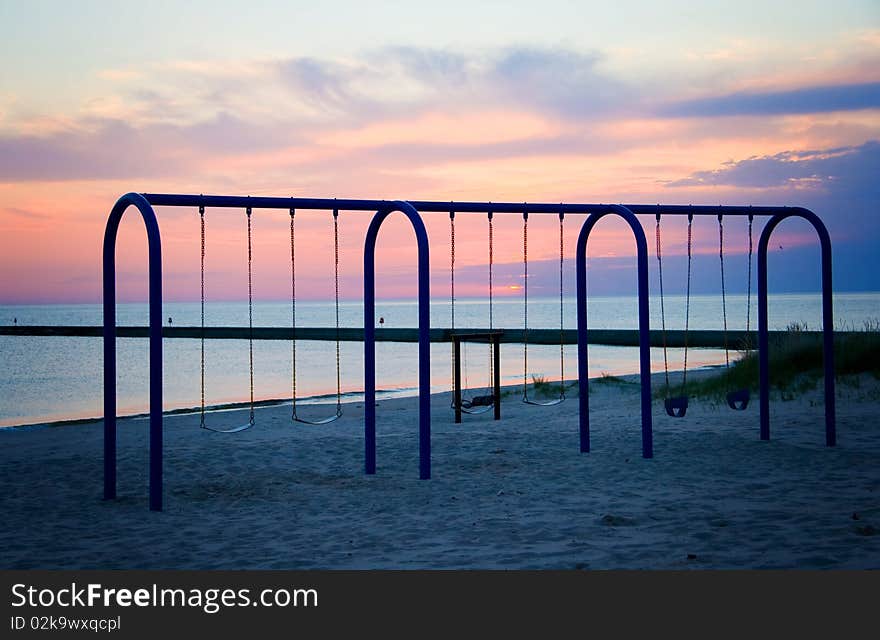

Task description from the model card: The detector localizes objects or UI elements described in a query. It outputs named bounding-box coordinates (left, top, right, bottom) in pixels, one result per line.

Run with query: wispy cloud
left=485, top=47, right=632, bottom=118
left=0, top=112, right=301, bottom=182
left=4, top=206, right=48, bottom=220
left=273, top=46, right=631, bottom=121
left=660, top=82, right=880, bottom=117
left=666, top=140, right=880, bottom=189
left=277, top=57, right=379, bottom=117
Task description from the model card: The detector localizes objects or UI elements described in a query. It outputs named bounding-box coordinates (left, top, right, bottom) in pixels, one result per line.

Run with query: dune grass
left=529, top=374, right=566, bottom=397
left=661, top=320, right=880, bottom=401
left=594, top=372, right=637, bottom=386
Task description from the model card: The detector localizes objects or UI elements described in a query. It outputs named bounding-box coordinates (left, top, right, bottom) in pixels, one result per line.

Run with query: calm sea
left=1, top=292, right=877, bottom=427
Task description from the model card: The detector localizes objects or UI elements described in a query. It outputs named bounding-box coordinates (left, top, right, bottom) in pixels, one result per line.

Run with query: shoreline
left=1, top=366, right=729, bottom=431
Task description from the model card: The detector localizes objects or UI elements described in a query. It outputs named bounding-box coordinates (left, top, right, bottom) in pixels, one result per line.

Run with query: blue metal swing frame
left=103, top=194, right=835, bottom=510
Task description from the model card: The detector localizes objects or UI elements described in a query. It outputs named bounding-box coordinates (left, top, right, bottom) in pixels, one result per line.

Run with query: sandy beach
left=1, top=370, right=878, bottom=570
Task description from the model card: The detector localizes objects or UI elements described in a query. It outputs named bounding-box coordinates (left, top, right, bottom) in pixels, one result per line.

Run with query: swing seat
left=726, top=388, right=750, bottom=411
left=467, top=394, right=495, bottom=407
left=293, top=406, right=343, bottom=425
left=456, top=397, right=494, bottom=414
left=664, top=396, right=688, bottom=418
left=523, top=392, right=565, bottom=407
left=201, top=420, right=254, bottom=434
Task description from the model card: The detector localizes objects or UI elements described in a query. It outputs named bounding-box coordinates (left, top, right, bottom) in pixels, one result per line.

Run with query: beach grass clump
left=594, top=372, right=635, bottom=385
left=528, top=374, right=567, bottom=397
left=663, top=320, right=880, bottom=400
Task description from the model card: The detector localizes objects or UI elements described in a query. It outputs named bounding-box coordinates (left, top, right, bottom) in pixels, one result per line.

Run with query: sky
left=0, top=0, right=878, bottom=303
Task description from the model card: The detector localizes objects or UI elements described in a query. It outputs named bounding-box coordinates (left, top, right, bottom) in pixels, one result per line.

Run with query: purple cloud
left=660, top=82, right=880, bottom=118
left=0, top=113, right=300, bottom=182
left=275, top=46, right=632, bottom=120
left=488, top=47, right=632, bottom=118
left=666, top=140, right=880, bottom=189
left=372, top=46, right=469, bottom=86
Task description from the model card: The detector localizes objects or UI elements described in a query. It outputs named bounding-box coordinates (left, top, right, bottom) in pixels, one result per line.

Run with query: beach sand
left=1, top=370, right=878, bottom=569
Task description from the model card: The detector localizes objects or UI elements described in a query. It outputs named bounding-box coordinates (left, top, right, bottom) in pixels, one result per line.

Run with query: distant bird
left=779, top=245, right=784, bottom=251
left=13, top=317, right=17, bottom=326
left=168, top=316, right=173, bottom=325
left=379, top=317, right=385, bottom=328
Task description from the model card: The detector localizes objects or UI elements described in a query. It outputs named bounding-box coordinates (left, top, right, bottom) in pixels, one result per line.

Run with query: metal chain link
left=199, top=204, right=206, bottom=427
left=719, top=214, right=730, bottom=372
left=522, top=212, right=529, bottom=392
left=655, top=213, right=670, bottom=393
left=290, top=208, right=297, bottom=419
left=246, top=207, right=254, bottom=425
left=558, top=211, right=565, bottom=396
left=747, top=214, right=753, bottom=337
left=290, top=208, right=343, bottom=423
left=682, top=213, right=693, bottom=392
left=333, top=208, right=341, bottom=411
left=450, top=212, right=455, bottom=331
left=449, top=212, right=455, bottom=393
left=488, top=211, right=494, bottom=387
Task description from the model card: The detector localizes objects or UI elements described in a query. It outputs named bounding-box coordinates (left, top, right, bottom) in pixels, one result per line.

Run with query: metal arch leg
left=575, top=207, right=652, bottom=458
left=364, top=202, right=431, bottom=479
left=103, top=192, right=164, bottom=511
left=758, top=209, right=835, bottom=445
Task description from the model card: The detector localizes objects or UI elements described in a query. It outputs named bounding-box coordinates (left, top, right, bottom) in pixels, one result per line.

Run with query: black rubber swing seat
left=726, top=388, right=750, bottom=411
left=464, top=395, right=495, bottom=408
left=664, top=395, right=689, bottom=418
left=456, top=394, right=495, bottom=415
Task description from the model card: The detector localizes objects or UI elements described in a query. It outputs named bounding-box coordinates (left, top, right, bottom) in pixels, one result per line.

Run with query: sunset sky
left=1, top=0, right=878, bottom=303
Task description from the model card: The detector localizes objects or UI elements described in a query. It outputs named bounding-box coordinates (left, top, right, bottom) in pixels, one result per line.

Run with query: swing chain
left=449, top=211, right=455, bottom=394
left=246, top=206, right=255, bottom=426
left=488, top=211, right=494, bottom=331
left=520, top=209, right=565, bottom=406
left=682, top=212, right=693, bottom=392
left=199, top=203, right=206, bottom=427
left=488, top=211, right=494, bottom=386
left=290, top=208, right=296, bottom=419
left=290, top=207, right=343, bottom=424
left=655, top=211, right=670, bottom=393
left=558, top=210, right=565, bottom=397
left=450, top=211, right=455, bottom=331
left=719, top=214, right=730, bottom=372
left=333, top=208, right=341, bottom=410
left=197, top=203, right=256, bottom=433
left=747, top=213, right=753, bottom=337
left=522, top=211, right=529, bottom=391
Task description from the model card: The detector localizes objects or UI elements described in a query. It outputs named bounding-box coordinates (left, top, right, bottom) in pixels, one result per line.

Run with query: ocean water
left=1, top=292, right=877, bottom=427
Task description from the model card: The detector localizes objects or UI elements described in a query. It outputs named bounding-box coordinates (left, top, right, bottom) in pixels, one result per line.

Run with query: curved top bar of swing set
left=140, top=193, right=818, bottom=218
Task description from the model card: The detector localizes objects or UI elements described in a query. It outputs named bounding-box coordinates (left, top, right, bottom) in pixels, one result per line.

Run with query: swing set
left=103, top=194, right=835, bottom=511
